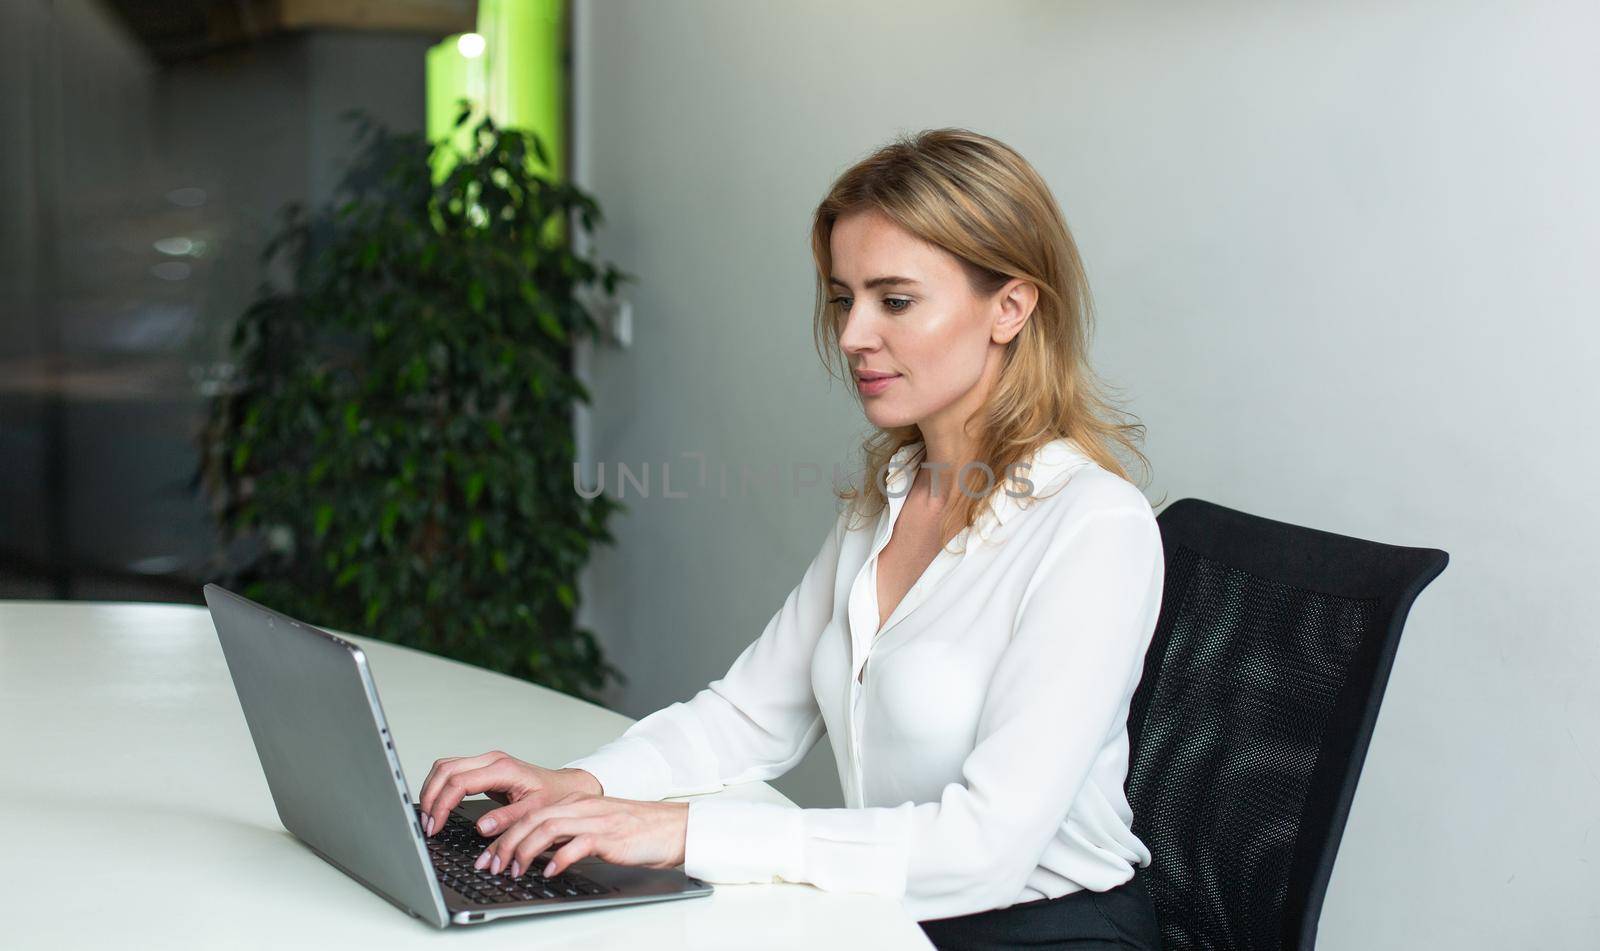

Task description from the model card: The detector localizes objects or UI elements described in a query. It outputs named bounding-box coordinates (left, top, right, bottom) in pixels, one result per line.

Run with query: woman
left=419, top=128, right=1165, bottom=950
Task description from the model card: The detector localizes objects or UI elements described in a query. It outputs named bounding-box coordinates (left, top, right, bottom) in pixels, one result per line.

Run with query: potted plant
left=197, top=108, right=630, bottom=703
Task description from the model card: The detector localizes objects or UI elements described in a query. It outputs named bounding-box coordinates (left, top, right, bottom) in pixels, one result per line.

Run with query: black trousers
left=917, top=868, right=1162, bottom=951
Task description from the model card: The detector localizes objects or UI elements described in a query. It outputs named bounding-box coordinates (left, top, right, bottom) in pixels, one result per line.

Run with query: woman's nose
left=837, top=308, right=878, bottom=354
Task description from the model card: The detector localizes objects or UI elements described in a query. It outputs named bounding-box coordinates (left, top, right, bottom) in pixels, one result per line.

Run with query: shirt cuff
left=684, top=799, right=806, bottom=884
left=559, top=736, right=676, bottom=802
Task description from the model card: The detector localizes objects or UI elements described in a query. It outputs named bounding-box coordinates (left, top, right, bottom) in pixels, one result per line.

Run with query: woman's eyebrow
left=828, top=275, right=922, bottom=290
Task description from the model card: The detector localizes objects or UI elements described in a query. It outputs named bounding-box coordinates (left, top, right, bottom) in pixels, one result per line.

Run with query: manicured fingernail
left=479, top=817, right=497, bottom=833
left=425, top=815, right=434, bottom=834
left=475, top=850, right=490, bottom=870
left=490, top=854, right=502, bottom=875
left=543, top=861, right=556, bottom=877
left=511, top=861, right=522, bottom=877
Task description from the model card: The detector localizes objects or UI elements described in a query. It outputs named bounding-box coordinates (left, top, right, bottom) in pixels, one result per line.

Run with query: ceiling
left=103, top=0, right=477, bottom=64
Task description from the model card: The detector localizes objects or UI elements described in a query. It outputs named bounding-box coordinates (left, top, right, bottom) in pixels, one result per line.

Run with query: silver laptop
left=203, top=583, right=713, bottom=927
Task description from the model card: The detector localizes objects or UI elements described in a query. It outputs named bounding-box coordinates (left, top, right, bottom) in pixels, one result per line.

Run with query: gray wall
left=571, top=0, right=1600, bottom=948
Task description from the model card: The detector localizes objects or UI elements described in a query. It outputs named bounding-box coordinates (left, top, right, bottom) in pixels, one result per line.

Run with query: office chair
left=1125, top=497, right=1448, bottom=950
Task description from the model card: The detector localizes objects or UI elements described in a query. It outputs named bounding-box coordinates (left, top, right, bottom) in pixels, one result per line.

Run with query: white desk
left=0, top=601, right=934, bottom=950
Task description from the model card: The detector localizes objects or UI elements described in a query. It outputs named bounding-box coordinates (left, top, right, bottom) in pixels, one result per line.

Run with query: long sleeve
left=681, top=504, right=1164, bottom=922
left=560, top=510, right=846, bottom=802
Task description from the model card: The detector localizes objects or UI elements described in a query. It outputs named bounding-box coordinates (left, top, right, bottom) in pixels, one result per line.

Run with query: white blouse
left=561, top=437, right=1165, bottom=922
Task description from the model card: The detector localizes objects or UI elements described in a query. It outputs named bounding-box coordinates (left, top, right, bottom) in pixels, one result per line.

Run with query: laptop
left=203, top=583, right=713, bottom=927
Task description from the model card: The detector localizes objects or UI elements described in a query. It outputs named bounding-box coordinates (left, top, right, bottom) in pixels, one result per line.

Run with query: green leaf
left=380, top=502, right=400, bottom=541
left=403, top=355, right=427, bottom=391
left=314, top=504, right=334, bottom=539
left=536, top=308, right=566, bottom=343
left=465, top=471, right=486, bottom=506
left=468, top=517, right=485, bottom=546
left=468, top=281, right=486, bottom=314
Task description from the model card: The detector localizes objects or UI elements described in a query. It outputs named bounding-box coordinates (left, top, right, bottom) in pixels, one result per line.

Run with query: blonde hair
left=809, top=128, right=1157, bottom=548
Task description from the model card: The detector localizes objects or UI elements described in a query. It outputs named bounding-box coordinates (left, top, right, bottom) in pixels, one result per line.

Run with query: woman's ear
left=991, top=278, right=1039, bottom=345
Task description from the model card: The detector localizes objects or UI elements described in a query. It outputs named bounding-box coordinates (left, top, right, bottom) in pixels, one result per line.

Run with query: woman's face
left=829, top=208, right=1035, bottom=436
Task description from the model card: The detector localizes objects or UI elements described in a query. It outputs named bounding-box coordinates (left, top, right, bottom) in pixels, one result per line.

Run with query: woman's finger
left=542, top=833, right=600, bottom=879
left=475, top=807, right=546, bottom=875
left=511, top=816, right=607, bottom=877
left=417, top=756, right=459, bottom=817
left=474, top=794, right=547, bottom=836
left=502, top=799, right=610, bottom=876
left=476, top=801, right=586, bottom=875
left=475, top=804, right=529, bottom=874
left=425, top=758, right=525, bottom=839
left=420, top=751, right=512, bottom=836
left=418, top=750, right=503, bottom=819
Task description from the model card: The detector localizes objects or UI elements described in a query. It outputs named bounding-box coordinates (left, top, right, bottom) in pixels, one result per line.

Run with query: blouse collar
left=882, top=437, right=1096, bottom=536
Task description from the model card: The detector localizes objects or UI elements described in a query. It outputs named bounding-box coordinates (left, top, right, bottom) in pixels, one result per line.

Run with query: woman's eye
left=828, top=296, right=911, bottom=313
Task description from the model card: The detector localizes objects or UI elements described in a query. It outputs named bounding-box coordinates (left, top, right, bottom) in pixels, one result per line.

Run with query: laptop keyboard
left=419, top=808, right=614, bottom=905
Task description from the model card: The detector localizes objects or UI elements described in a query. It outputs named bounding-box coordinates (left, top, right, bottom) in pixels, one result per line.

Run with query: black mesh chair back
left=1126, top=498, right=1448, bottom=951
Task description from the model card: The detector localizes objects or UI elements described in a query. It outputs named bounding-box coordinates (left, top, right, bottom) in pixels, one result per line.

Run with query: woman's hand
left=469, top=793, right=690, bottom=880
left=417, top=749, right=603, bottom=839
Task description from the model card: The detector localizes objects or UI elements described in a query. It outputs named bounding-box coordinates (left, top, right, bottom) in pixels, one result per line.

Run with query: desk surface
left=0, top=601, right=932, bottom=950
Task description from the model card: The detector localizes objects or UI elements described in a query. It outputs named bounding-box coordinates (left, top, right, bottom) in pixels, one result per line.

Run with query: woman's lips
left=857, top=373, right=900, bottom=396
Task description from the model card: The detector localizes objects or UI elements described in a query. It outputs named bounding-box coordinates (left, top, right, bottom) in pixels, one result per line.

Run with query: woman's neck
left=915, top=425, right=979, bottom=504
